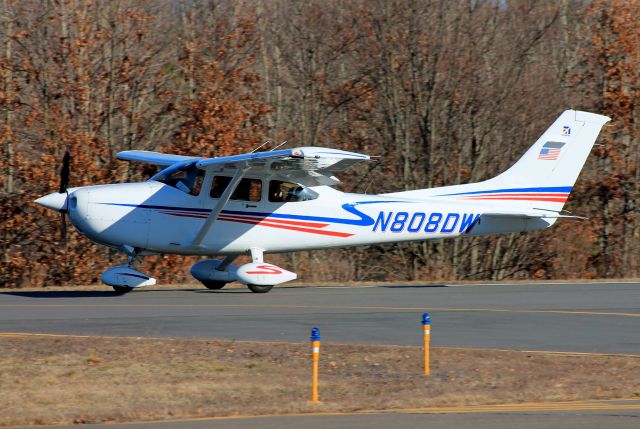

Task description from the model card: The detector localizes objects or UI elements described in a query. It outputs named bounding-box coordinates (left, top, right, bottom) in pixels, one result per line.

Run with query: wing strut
left=191, top=163, right=249, bottom=246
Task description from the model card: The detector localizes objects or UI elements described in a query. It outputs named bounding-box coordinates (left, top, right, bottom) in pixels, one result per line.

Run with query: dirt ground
left=1, top=335, right=638, bottom=427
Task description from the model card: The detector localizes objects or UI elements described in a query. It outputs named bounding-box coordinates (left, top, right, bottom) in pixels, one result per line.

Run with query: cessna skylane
left=35, top=110, right=609, bottom=293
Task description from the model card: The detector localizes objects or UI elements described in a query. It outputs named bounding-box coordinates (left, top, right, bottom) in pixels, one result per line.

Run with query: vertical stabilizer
left=484, top=110, right=609, bottom=194
left=384, top=110, right=610, bottom=212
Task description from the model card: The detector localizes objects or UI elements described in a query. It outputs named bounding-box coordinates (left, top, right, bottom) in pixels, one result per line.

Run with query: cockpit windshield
left=268, top=180, right=318, bottom=202
left=151, top=162, right=204, bottom=195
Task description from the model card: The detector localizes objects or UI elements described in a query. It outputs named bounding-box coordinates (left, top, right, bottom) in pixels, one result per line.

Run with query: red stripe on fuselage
left=461, top=196, right=568, bottom=202
left=219, top=214, right=329, bottom=228
left=159, top=211, right=329, bottom=228
left=461, top=193, right=569, bottom=198
left=218, top=216, right=354, bottom=237
left=158, top=211, right=353, bottom=237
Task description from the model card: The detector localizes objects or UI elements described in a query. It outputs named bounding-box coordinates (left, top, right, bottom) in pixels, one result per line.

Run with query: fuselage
left=65, top=172, right=550, bottom=257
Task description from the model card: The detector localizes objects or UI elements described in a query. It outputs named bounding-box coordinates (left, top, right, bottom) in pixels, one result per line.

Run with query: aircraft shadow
left=1, top=285, right=447, bottom=299
left=380, top=284, right=448, bottom=289
left=1, top=289, right=168, bottom=299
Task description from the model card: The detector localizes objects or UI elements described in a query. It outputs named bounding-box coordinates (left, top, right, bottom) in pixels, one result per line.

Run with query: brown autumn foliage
left=573, top=0, right=640, bottom=278
left=0, top=0, right=638, bottom=288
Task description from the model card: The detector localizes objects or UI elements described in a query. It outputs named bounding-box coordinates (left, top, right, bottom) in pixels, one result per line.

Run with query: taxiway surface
left=3, top=282, right=639, bottom=429
left=1, top=282, right=638, bottom=354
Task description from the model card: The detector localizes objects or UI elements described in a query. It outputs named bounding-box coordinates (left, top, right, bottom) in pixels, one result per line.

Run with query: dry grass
left=1, top=335, right=639, bottom=426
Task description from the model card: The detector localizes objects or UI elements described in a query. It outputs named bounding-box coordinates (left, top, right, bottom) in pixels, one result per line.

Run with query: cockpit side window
left=268, top=180, right=318, bottom=202
left=210, top=176, right=262, bottom=202
left=151, top=163, right=204, bottom=196
left=210, top=176, right=231, bottom=199
left=233, top=178, right=262, bottom=202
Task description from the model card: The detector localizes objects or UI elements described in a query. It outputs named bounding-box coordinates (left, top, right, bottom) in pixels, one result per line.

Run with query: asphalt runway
left=3, top=282, right=640, bottom=428
left=1, top=282, right=639, bottom=354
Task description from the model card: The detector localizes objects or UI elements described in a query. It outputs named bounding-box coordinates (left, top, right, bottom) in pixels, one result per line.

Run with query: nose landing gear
left=101, top=248, right=156, bottom=293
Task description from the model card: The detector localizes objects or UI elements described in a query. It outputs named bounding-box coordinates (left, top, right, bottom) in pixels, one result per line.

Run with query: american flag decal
left=538, top=141, right=565, bottom=160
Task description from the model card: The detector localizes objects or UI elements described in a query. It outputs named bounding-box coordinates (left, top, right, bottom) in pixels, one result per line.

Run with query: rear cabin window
left=268, top=180, right=318, bottom=202
left=210, top=176, right=262, bottom=202
left=152, top=163, right=204, bottom=196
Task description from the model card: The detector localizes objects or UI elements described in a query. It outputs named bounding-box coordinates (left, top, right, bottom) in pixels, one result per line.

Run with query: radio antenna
left=270, top=140, right=288, bottom=151
left=250, top=140, right=273, bottom=153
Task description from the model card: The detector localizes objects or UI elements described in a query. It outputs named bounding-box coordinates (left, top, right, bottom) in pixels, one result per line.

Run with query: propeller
left=59, top=146, right=71, bottom=193
left=58, top=146, right=71, bottom=241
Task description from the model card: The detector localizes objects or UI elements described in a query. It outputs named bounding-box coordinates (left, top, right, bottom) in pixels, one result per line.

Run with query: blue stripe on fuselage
left=440, top=186, right=572, bottom=196
left=98, top=201, right=403, bottom=227
left=98, top=203, right=210, bottom=213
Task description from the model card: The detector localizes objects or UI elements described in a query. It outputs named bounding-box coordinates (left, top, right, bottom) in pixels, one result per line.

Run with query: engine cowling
left=101, top=265, right=156, bottom=288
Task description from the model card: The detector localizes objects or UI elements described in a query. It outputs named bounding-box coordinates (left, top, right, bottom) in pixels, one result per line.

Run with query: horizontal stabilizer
left=480, top=212, right=587, bottom=220
left=465, top=212, right=586, bottom=235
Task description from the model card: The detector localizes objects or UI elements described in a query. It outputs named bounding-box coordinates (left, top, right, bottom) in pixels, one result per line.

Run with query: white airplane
left=35, top=110, right=609, bottom=293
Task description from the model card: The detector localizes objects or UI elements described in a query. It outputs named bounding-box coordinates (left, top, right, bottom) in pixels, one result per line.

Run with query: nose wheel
left=112, top=285, right=134, bottom=294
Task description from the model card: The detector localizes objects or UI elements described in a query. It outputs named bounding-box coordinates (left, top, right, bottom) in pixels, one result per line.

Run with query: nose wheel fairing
left=101, top=265, right=156, bottom=288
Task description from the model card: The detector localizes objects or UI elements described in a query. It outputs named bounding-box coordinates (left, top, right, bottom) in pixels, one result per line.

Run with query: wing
left=118, top=147, right=370, bottom=185
left=196, top=147, right=370, bottom=186
left=116, top=150, right=202, bottom=167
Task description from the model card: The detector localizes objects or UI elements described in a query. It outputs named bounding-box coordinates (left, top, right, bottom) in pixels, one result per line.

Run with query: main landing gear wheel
left=112, top=286, right=134, bottom=293
left=247, top=284, right=274, bottom=293
left=201, top=280, right=227, bottom=290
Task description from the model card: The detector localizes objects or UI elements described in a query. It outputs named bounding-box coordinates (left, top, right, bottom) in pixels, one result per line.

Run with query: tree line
left=1, top=0, right=638, bottom=287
